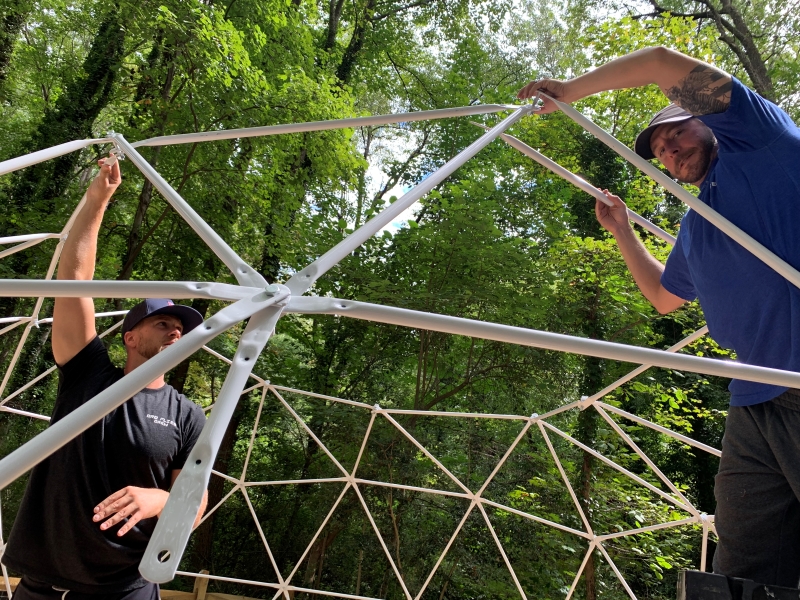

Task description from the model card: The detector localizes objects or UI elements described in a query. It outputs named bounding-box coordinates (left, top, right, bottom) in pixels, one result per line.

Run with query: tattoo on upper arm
left=665, top=65, right=733, bottom=115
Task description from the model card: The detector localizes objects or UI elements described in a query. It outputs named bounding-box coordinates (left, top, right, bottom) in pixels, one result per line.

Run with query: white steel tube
left=0, top=139, right=108, bottom=176
left=0, top=233, right=60, bottom=245
left=110, top=135, right=266, bottom=289
left=284, top=483, right=353, bottom=585
left=584, top=326, right=709, bottom=404
left=538, top=422, right=594, bottom=535
left=476, top=502, right=528, bottom=600
left=241, top=488, right=284, bottom=585
left=471, top=122, right=676, bottom=245
left=553, top=96, right=800, bottom=293
left=36, top=310, right=130, bottom=324
left=594, top=405, right=695, bottom=512
left=0, top=406, right=49, bottom=421
left=0, top=279, right=258, bottom=301
left=0, top=293, right=274, bottom=490
left=479, top=498, right=591, bottom=538
left=596, top=543, right=637, bottom=600
left=2, top=320, right=122, bottom=407
left=285, top=105, right=533, bottom=295
left=542, top=421, right=690, bottom=511
left=174, top=571, right=280, bottom=590
left=596, top=402, right=722, bottom=457
left=0, top=317, right=29, bottom=324
left=271, top=384, right=373, bottom=409
left=596, top=516, right=699, bottom=541
left=132, top=105, right=520, bottom=147
left=287, top=296, right=800, bottom=389
left=140, top=294, right=288, bottom=582
left=0, top=239, right=52, bottom=261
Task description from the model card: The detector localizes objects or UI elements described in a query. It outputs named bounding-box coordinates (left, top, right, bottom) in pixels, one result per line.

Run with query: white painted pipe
left=0, top=233, right=60, bottom=245
left=110, top=134, right=267, bottom=289
left=132, top=105, right=521, bottom=147
left=0, top=279, right=258, bottom=301
left=287, top=296, right=800, bottom=389
left=0, top=139, right=109, bottom=176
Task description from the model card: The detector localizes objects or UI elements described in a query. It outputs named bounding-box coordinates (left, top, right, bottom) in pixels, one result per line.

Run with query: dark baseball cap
left=121, top=299, right=204, bottom=337
left=634, top=104, right=694, bottom=160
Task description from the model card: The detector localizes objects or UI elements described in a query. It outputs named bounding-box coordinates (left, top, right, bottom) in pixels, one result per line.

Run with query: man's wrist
left=562, top=78, right=584, bottom=105
left=611, top=222, right=636, bottom=241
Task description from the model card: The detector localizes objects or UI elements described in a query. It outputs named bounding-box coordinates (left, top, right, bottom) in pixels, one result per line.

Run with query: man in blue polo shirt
left=519, top=48, right=800, bottom=589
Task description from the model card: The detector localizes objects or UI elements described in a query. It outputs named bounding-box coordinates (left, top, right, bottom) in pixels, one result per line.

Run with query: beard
left=672, top=130, right=717, bottom=184
left=136, top=338, right=165, bottom=360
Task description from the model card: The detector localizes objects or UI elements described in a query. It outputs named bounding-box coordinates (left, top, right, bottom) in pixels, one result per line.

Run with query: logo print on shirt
left=147, top=414, right=177, bottom=428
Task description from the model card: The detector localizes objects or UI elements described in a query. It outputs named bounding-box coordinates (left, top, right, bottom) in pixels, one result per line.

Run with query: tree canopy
left=1, top=0, right=794, bottom=597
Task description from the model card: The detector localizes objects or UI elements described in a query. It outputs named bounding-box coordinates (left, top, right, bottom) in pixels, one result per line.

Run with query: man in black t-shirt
left=2, top=158, right=208, bottom=600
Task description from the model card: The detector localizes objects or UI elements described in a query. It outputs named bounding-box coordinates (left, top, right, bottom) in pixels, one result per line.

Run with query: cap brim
left=147, top=305, right=204, bottom=334
left=634, top=115, right=693, bottom=160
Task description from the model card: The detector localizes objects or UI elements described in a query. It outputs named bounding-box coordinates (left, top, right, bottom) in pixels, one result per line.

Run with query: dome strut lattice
left=0, top=97, right=798, bottom=599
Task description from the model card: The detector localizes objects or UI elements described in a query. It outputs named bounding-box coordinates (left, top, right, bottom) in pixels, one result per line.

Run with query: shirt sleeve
left=698, top=77, right=795, bottom=153
left=661, top=225, right=697, bottom=302
left=172, top=402, right=206, bottom=470
left=56, top=336, right=115, bottom=396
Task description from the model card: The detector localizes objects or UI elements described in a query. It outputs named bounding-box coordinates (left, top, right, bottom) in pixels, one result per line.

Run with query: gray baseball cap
left=634, top=104, right=694, bottom=160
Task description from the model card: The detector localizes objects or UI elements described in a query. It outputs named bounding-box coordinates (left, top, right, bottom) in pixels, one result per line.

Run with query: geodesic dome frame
left=2, top=96, right=800, bottom=600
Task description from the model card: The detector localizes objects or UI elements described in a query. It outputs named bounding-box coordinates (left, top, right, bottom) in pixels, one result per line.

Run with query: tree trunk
left=577, top=325, right=604, bottom=599
left=0, top=0, right=28, bottom=95
left=641, top=0, right=775, bottom=101
left=8, top=10, right=125, bottom=217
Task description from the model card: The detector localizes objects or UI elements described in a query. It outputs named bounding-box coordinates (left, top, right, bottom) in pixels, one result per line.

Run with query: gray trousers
left=713, top=390, right=800, bottom=587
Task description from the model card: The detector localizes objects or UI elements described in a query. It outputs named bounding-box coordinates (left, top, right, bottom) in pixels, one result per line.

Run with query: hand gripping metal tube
left=139, top=285, right=290, bottom=583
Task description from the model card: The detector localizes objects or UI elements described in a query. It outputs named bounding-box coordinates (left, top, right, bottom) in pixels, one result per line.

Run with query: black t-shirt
left=2, top=337, right=206, bottom=593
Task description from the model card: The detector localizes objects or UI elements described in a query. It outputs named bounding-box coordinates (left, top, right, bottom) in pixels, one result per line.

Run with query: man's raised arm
left=52, top=158, right=121, bottom=366
left=518, top=47, right=732, bottom=116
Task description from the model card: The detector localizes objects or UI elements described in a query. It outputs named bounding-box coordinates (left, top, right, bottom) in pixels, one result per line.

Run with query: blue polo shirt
left=661, top=77, right=800, bottom=406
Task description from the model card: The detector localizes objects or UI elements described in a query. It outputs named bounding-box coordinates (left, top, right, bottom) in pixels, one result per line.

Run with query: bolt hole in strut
left=157, top=550, right=171, bottom=563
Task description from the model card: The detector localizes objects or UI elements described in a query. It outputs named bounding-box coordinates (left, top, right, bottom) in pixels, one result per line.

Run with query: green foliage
left=5, top=0, right=793, bottom=597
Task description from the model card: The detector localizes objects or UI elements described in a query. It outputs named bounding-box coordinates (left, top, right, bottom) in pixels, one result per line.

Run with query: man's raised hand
left=85, top=155, right=121, bottom=206
left=93, top=486, right=169, bottom=536
left=595, top=190, right=631, bottom=237
left=517, top=78, right=571, bottom=114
